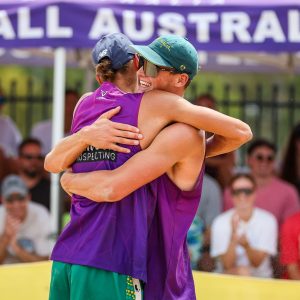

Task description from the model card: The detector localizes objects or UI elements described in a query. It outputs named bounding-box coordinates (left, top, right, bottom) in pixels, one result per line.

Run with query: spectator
left=194, top=93, right=235, bottom=189
left=0, top=91, right=21, bottom=181
left=0, top=175, right=53, bottom=264
left=18, top=138, right=50, bottom=210
left=192, top=174, right=222, bottom=271
left=0, top=91, right=22, bottom=157
left=31, top=89, right=79, bottom=155
left=223, top=139, right=300, bottom=227
left=280, top=212, right=300, bottom=280
left=187, top=215, right=205, bottom=270
left=281, top=123, right=300, bottom=196
left=211, top=173, right=277, bottom=278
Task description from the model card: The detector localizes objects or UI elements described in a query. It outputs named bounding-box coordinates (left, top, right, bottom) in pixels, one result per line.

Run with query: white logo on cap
left=99, top=49, right=108, bottom=58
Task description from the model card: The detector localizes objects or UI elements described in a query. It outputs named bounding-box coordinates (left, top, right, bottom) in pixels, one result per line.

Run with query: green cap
left=130, top=35, right=199, bottom=80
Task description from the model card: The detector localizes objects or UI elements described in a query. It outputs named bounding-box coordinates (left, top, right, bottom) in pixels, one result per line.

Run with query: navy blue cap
left=92, top=33, right=135, bottom=70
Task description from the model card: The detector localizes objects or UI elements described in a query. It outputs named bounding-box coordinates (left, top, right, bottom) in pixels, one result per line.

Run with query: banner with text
left=0, top=2, right=299, bottom=51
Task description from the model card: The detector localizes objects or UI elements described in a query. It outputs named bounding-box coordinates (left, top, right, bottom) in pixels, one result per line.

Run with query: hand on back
left=79, top=106, right=143, bottom=153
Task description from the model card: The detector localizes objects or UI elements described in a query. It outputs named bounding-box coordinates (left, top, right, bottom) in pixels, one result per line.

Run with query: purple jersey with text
left=145, top=168, right=204, bottom=300
left=50, top=82, right=150, bottom=281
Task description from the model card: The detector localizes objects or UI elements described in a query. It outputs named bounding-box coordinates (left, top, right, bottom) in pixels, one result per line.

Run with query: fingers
left=113, top=122, right=140, bottom=133
left=112, top=137, right=140, bottom=146
left=112, top=128, right=143, bottom=140
left=99, top=106, right=121, bottom=120
left=109, top=144, right=131, bottom=154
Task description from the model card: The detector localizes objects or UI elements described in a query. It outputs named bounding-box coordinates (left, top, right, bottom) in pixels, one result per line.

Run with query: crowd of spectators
left=0, top=90, right=300, bottom=282
left=0, top=89, right=79, bottom=265
left=187, top=93, right=300, bottom=281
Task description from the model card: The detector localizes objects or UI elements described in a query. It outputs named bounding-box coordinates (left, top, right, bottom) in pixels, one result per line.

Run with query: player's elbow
left=93, top=183, right=122, bottom=203
left=44, top=154, right=61, bottom=173
left=234, top=122, right=253, bottom=146
left=241, top=123, right=253, bottom=143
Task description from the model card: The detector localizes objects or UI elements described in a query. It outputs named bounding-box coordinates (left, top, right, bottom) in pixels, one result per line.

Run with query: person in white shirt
left=211, top=173, right=277, bottom=278
left=0, top=175, right=53, bottom=264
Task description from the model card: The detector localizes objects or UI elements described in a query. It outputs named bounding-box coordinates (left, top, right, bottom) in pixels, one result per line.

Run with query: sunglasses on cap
left=5, top=194, right=27, bottom=203
left=254, top=154, right=274, bottom=163
left=20, top=154, right=44, bottom=161
left=231, top=188, right=254, bottom=197
left=134, top=54, right=178, bottom=77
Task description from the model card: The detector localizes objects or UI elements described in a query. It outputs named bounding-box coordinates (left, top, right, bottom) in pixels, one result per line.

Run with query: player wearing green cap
left=46, top=34, right=251, bottom=300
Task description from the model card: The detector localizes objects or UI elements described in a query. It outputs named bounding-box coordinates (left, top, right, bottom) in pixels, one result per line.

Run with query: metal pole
left=50, top=48, right=66, bottom=234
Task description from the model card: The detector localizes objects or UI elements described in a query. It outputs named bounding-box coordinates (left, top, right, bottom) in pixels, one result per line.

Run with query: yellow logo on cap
left=180, top=65, right=186, bottom=71
left=158, top=38, right=171, bottom=51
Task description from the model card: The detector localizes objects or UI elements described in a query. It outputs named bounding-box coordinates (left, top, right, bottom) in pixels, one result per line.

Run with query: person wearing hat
left=0, top=175, right=53, bottom=264
left=46, top=33, right=251, bottom=300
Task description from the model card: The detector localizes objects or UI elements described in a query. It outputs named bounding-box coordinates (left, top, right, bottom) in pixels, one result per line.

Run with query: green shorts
left=49, top=261, right=143, bottom=300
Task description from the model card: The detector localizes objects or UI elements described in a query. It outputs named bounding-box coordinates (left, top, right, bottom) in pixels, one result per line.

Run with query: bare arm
left=10, top=238, right=48, bottom=263
left=61, top=123, right=205, bottom=202
left=171, top=101, right=252, bottom=157
left=243, top=244, right=268, bottom=268
left=0, top=234, right=9, bottom=264
left=287, top=264, right=300, bottom=280
left=145, top=90, right=252, bottom=157
left=220, top=240, right=238, bottom=271
left=44, top=106, right=143, bottom=173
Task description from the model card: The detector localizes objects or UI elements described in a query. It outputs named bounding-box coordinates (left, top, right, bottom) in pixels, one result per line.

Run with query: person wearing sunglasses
left=0, top=175, right=53, bottom=264
left=211, top=173, right=277, bottom=278
left=46, top=33, right=252, bottom=300
left=223, top=139, right=300, bottom=227
left=18, top=138, right=50, bottom=210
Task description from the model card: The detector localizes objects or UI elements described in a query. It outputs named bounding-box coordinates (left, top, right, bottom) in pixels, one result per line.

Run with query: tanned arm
left=44, top=105, right=143, bottom=173
left=10, top=239, right=48, bottom=263
left=0, top=234, right=9, bottom=264
left=61, top=123, right=205, bottom=202
left=144, top=90, right=252, bottom=157
left=220, top=240, right=238, bottom=271
left=287, top=264, right=300, bottom=280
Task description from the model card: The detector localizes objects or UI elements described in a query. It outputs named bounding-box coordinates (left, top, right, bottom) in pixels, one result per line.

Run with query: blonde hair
left=96, top=58, right=131, bottom=82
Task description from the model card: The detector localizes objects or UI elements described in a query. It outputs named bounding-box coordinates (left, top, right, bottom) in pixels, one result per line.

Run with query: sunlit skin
left=137, top=65, right=189, bottom=96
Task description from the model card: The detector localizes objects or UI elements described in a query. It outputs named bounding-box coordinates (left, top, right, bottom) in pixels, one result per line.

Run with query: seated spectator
left=18, top=138, right=50, bottom=210
left=280, top=212, right=300, bottom=280
left=0, top=175, right=53, bottom=264
left=281, top=123, right=300, bottom=197
left=223, top=139, right=300, bottom=227
left=31, top=89, right=79, bottom=155
left=187, top=215, right=205, bottom=270
left=211, top=173, right=277, bottom=278
left=194, top=93, right=235, bottom=189
left=189, top=174, right=222, bottom=271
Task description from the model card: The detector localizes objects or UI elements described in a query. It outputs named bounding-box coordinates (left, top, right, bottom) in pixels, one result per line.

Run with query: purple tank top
left=50, top=82, right=149, bottom=281
left=145, top=168, right=205, bottom=300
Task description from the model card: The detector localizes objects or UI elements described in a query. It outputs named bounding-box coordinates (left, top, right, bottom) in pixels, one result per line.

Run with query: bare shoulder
left=166, top=122, right=204, bottom=137
left=163, top=124, right=205, bottom=190
left=143, top=89, right=184, bottom=106
left=73, top=92, right=93, bottom=116
left=160, top=123, right=205, bottom=149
